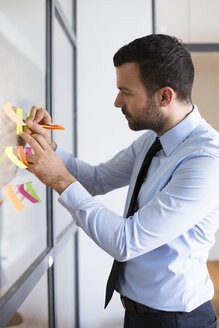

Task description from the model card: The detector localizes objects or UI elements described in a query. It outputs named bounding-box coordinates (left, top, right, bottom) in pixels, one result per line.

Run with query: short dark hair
left=113, top=34, right=194, bottom=103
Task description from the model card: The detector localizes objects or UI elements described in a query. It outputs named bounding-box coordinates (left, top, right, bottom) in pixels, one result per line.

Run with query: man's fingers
left=26, top=119, right=45, bottom=133
left=31, top=133, right=52, bottom=151
left=19, top=132, right=44, bottom=155
left=28, top=106, right=38, bottom=121
left=20, top=131, right=52, bottom=153
left=35, top=107, right=51, bottom=124
left=26, top=154, right=35, bottom=164
left=25, top=118, right=52, bottom=143
left=27, top=106, right=51, bottom=124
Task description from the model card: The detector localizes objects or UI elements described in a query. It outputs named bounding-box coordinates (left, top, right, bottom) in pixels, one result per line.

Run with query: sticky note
left=4, top=184, right=25, bottom=212
left=3, top=102, right=26, bottom=126
left=0, top=153, right=7, bottom=165
left=26, top=181, right=41, bottom=202
left=25, top=147, right=33, bottom=155
left=4, top=146, right=28, bottom=169
left=17, top=146, right=29, bottom=166
left=16, top=108, right=24, bottom=134
left=17, top=184, right=39, bottom=203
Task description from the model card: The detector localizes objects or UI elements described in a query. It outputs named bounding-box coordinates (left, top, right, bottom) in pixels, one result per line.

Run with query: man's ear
left=159, top=87, right=174, bottom=107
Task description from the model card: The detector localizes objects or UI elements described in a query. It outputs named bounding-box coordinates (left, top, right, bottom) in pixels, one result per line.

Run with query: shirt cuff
left=58, top=181, right=93, bottom=215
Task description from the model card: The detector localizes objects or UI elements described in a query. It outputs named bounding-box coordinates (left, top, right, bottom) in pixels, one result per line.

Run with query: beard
left=122, top=96, right=166, bottom=133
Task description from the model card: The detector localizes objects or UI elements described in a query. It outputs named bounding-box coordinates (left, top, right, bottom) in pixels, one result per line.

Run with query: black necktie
left=104, top=137, right=162, bottom=308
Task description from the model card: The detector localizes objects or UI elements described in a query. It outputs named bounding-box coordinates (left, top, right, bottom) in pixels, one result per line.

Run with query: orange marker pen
left=39, top=124, right=65, bottom=130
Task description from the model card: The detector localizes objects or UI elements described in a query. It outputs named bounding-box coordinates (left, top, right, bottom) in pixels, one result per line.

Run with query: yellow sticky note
left=16, top=108, right=24, bottom=134
left=4, top=146, right=28, bottom=169
left=4, top=184, right=25, bottom=212
left=3, top=102, right=26, bottom=126
left=0, top=153, right=7, bottom=165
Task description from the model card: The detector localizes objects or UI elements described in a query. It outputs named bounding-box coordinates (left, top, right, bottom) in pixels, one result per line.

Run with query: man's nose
left=114, top=94, right=122, bottom=108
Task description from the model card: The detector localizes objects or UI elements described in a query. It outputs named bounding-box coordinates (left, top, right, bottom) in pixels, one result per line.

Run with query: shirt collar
left=159, top=105, right=202, bottom=157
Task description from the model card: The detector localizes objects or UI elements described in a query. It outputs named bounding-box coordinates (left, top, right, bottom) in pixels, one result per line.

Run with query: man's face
left=114, top=62, right=166, bottom=133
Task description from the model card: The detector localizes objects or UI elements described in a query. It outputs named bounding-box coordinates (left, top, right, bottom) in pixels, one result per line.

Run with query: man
left=20, top=34, right=219, bottom=328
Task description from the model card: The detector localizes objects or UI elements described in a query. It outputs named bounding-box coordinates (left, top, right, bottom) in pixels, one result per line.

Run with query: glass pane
left=53, top=18, right=75, bottom=237
left=56, top=236, right=76, bottom=327
left=0, top=0, right=46, bottom=297
left=155, top=0, right=219, bottom=43
left=58, top=0, right=74, bottom=29
left=191, top=52, right=219, bottom=131
left=7, top=273, right=48, bottom=327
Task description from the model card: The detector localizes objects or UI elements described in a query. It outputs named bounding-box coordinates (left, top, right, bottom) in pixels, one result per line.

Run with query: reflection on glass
left=53, top=18, right=75, bottom=237
left=0, top=0, right=46, bottom=297
left=56, top=236, right=76, bottom=327
left=155, top=0, right=219, bottom=43
left=58, top=0, right=74, bottom=29
left=7, top=273, right=48, bottom=327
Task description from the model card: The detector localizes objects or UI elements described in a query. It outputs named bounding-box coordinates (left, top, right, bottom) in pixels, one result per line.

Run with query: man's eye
left=122, top=91, right=129, bottom=96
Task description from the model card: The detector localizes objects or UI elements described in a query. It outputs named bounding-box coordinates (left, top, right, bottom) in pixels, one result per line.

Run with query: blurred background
left=0, top=0, right=218, bottom=327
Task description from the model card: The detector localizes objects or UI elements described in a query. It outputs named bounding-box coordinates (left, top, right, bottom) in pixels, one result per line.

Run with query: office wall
left=77, top=1, right=152, bottom=327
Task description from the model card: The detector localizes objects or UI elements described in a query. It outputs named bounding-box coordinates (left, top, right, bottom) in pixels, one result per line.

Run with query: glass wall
left=0, top=0, right=47, bottom=298
left=7, top=273, right=49, bottom=327
left=56, top=237, right=76, bottom=327
left=0, top=1, right=78, bottom=327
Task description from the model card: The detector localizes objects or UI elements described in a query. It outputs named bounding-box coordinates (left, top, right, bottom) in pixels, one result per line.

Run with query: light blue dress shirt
left=57, top=105, right=219, bottom=312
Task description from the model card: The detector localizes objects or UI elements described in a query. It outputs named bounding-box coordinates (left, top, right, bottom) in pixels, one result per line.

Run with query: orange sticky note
left=4, top=184, right=25, bottom=212
left=3, top=102, right=26, bottom=126
left=17, top=146, right=29, bottom=166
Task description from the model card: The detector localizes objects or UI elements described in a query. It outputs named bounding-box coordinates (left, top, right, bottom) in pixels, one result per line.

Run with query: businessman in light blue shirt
left=21, top=34, right=219, bottom=328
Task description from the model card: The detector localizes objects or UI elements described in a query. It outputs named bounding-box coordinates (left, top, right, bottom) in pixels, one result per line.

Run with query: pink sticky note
left=25, top=147, right=33, bottom=155
left=17, top=184, right=39, bottom=203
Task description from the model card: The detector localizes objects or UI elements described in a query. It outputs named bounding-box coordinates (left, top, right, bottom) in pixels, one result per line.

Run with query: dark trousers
left=123, top=301, right=217, bottom=328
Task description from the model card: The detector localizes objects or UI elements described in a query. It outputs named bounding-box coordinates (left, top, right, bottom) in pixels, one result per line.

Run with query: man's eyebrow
left=118, top=86, right=133, bottom=91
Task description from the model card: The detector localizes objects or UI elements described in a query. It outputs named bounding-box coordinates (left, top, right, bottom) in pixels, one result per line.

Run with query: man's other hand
left=20, top=131, right=76, bottom=195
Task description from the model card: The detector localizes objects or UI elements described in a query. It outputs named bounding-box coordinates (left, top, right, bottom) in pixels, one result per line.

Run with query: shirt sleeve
left=55, top=141, right=137, bottom=195
left=58, top=152, right=219, bottom=262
